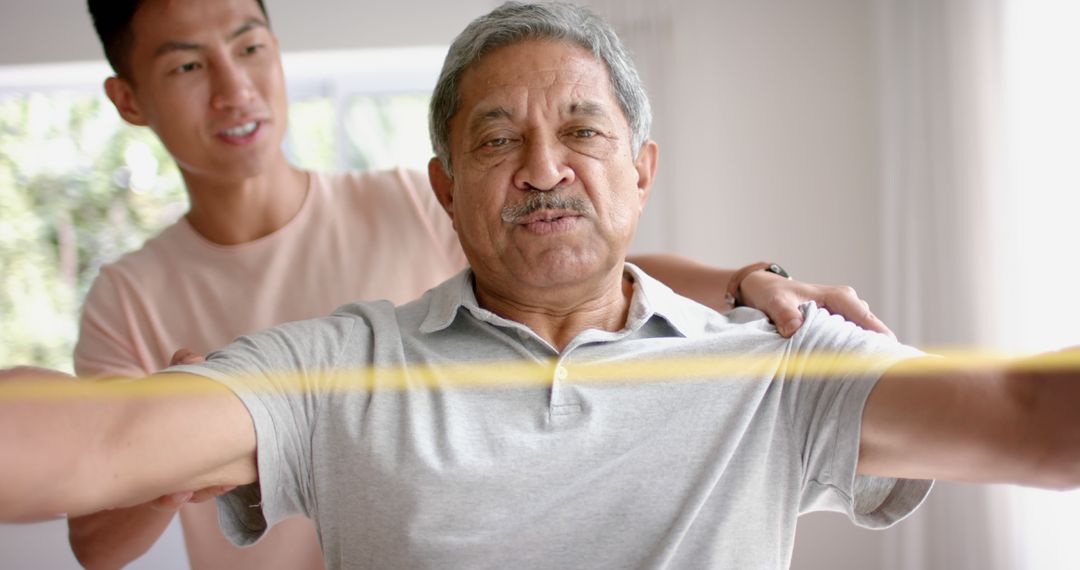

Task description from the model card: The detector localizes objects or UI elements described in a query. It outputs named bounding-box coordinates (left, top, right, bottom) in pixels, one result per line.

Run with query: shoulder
left=265, top=298, right=404, bottom=344
left=88, top=220, right=193, bottom=287
left=315, top=168, right=429, bottom=199
left=312, top=168, right=441, bottom=226
left=790, top=303, right=922, bottom=360
left=314, top=167, right=463, bottom=268
left=75, top=223, right=188, bottom=378
left=80, top=220, right=195, bottom=316
left=319, top=286, right=454, bottom=348
left=202, top=299, right=403, bottom=374
left=630, top=265, right=777, bottom=339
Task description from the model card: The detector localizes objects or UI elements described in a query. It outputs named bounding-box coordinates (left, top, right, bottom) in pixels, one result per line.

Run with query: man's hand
left=739, top=270, right=895, bottom=339
left=626, top=254, right=895, bottom=339
left=148, top=485, right=237, bottom=512
left=169, top=348, right=205, bottom=367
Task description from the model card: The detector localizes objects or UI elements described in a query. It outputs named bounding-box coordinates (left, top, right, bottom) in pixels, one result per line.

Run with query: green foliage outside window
left=0, top=93, right=185, bottom=370
left=0, top=90, right=432, bottom=371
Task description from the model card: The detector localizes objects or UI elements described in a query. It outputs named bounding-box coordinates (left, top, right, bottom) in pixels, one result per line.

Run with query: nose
left=210, top=58, right=255, bottom=111
left=512, top=136, right=575, bottom=192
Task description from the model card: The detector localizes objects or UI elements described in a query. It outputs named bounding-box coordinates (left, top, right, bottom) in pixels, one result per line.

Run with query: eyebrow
left=567, top=100, right=610, bottom=118
left=152, top=19, right=267, bottom=58
left=466, top=106, right=513, bottom=135
left=466, top=100, right=611, bottom=133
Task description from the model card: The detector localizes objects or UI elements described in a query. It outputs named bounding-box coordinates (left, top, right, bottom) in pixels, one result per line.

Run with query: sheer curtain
left=996, top=1, right=1080, bottom=568
left=877, top=0, right=1080, bottom=567
left=874, top=0, right=1015, bottom=568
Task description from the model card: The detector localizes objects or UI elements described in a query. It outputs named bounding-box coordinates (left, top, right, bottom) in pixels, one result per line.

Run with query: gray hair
left=429, top=1, right=652, bottom=175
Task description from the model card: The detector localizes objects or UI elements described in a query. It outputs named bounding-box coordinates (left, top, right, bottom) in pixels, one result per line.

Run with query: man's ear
left=104, top=76, right=149, bottom=127
left=633, top=140, right=659, bottom=210
left=428, top=157, right=456, bottom=224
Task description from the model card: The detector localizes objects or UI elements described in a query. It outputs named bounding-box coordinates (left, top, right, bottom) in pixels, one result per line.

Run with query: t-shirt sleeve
left=782, top=303, right=932, bottom=529
left=74, top=268, right=154, bottom=379
left=168, top=312, right=361, bottom=546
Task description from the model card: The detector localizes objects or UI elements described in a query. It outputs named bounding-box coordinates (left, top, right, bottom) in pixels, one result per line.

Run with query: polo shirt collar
left=419, top=263, right=711, bottom=339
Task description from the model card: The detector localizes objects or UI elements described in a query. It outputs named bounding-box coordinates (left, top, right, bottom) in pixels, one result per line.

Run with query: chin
left=213, top=153, right=279, bottom=180
left=523, top=252, right=610, bottom=287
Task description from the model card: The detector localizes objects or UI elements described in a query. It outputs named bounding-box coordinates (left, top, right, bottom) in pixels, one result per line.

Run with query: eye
left=241, top=44, right=265, bottom=56
left=573, top=128, right=599, bottom=139
left=172, top=61, right=202, bottom=75
left=484, top=137, right=511, bottom=148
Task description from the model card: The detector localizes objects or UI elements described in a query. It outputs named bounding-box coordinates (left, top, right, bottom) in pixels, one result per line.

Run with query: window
left=0, top=47, right=446, bottom=371
left=997, top=1, right=1080, bottom=567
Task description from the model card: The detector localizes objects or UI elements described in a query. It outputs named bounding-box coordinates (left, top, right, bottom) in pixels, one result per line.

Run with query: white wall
left=0, top=0, right=895, bottom=568
left=628, top=3, right=887, bottom=567
left=663, top=0, right=883, bottom=302
left=0, top=0, right=497, bottom=65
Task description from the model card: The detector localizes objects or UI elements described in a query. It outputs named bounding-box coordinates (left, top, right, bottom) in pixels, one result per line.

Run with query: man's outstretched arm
left=0, top=367, right=257, bottom=522
left=859, top=352, right=1080, bottom=488
left=66, top=350, right=231, bottom=569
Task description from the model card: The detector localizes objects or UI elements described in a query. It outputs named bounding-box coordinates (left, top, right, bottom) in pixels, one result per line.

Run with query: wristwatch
left=763, top=263, right=790, bottom=279
left=723, top=262, right=791, bottom=310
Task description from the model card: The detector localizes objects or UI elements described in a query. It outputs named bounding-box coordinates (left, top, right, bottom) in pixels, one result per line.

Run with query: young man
left=69, top=0, right=895, bottom=567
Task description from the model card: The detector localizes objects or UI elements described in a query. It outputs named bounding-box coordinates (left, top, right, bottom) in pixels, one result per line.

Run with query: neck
left=182, top=156, right=308, bottom=245
left=474, top=264, right=634, bottom=352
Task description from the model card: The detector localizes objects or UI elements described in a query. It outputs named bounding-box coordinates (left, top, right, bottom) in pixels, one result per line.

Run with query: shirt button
left=516, top=329, right=530, bottom=341
left=555, top=366, right=568, bottom=381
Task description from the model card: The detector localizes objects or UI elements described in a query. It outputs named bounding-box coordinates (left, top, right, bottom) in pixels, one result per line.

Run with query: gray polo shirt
left=175, top=265, right=930, bottom=569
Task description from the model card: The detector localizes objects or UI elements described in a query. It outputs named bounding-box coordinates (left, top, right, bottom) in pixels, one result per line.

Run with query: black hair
left=87, top=0, right=270, bottom=79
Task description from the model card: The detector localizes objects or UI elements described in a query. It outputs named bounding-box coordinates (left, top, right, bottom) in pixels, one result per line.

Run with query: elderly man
left=71, top=0, right=895, bottom=566
left=2, top=2, right=1078, bottom=568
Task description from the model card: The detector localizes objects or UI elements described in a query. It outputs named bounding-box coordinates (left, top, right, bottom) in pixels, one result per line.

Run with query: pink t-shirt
left=73, top=168, right=466, bottom=569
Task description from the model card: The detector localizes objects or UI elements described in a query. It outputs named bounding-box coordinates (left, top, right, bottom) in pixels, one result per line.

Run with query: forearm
left=1, top=371, right=258, bottom=521
left=1007, top=357, right=1080, bottom=489
left=630, top=254, right=896, bottom=338
left=627, top=253, right=731, bottom=311
left=69, top=506, right=178, bottom=569
left=860, top=353, right=1080, bottom=489
left=0, top=381, right=114, bottom=520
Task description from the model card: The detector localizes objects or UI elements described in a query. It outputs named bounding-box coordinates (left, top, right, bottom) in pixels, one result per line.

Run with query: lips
left=515, top=209, right=583, bottom=235
left=516, top=209, right=582, bottom=225
left=216, top=120, right=264, bottom=144
left=221, top=121, right=258, bottom=137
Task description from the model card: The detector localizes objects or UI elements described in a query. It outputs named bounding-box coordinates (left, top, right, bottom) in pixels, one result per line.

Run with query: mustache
left=501, top=191, right=591, bottom=223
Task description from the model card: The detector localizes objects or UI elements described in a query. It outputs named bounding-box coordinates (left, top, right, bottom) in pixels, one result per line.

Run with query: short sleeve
left=169, top=312, right=360, bottom=546
left=782, top=304, right=932, bottom=529
left=74, top=268, right=154, bottom=379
